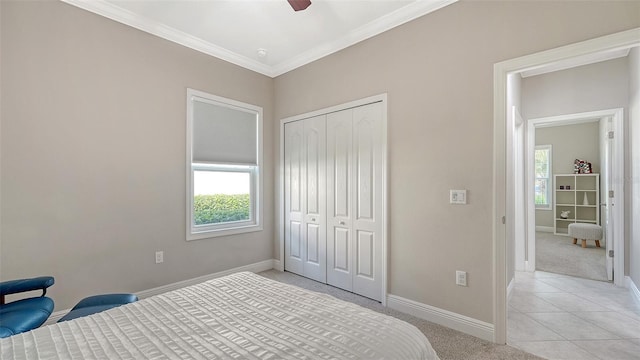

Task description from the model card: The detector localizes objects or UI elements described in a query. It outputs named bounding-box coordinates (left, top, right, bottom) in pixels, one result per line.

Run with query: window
left=534, top=145, right=552, bottom=209
left=186, top=89, right=262, bottom=240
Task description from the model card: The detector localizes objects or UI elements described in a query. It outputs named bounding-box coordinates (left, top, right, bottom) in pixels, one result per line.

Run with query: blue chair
left=58, top=293, right=138, bottom=322
left=0, top=276, right=55, bottom=338
left=0, top=276, right=137, bottom=338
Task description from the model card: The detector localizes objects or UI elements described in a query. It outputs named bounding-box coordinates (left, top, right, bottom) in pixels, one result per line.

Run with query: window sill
left=535, top=206, right=553, bottom=211
left=187, top=224, right=263, bottom=241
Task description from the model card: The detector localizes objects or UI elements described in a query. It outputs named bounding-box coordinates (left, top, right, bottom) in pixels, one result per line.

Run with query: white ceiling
left=62, top=0, right=458, bottom=77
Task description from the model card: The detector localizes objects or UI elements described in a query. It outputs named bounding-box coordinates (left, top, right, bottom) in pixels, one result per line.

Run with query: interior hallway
left=508, top=271, right=640, bottom=359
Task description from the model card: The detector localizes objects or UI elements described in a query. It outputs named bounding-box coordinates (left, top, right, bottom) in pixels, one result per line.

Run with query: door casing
left=493, top=27, right=640, bottom=344
left=523, top=109, right=624, bottom=281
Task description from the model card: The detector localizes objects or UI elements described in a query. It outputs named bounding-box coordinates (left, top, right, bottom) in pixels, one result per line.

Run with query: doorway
left=524, top=110, right=623, bottom=283
left=493, top=28, right=640, bottom=344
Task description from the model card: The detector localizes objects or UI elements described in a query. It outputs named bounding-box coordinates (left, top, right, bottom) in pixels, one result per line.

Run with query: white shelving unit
left=554, top=173, right=600, bottom=236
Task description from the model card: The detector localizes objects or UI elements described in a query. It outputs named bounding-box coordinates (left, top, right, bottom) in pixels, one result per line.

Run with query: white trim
left=278, top=94, right=388, bottom=305
left=535, top=226, right=554, bottom=233
left=626, top=276, right=640, bottom=302
left=46, top=310, right=69, bottom=325
left=60, top=0, right=273, bottom=76
left=520, top=48, right=630, bottom=78
left=525, top=109, right=624, bottom=285
left=494, top=27, right=640, bottom=345
left=61, top=0, right=457, bottom=78
left=45, top=259, right=277, bottom=326
left=271, top=0, right=457, bottom=76
left=185, top=89, right=264, bottom=241
left=273, top=259, right=284, bottom=272
left=387, top=294, right=494, bottom=342
left=507, top=278, right=515, bottom=302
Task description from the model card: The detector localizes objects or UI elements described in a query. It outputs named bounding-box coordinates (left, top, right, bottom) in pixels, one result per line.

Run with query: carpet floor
left=258, top=269, right=543, bottom=360
left=535, top=231, right=607, bottom=282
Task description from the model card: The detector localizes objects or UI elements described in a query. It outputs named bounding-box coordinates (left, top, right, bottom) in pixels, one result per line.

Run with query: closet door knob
left=339, top=221, right=345, bottom=225
left=311, top=218, right=316, bottom=222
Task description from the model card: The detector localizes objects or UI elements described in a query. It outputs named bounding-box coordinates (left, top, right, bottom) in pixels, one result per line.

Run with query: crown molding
left=520, top=47, right=631, bottom=78
left=61, top=0, right=274, bottom=76
left=61, top=0, right=457, bottom=78
left=271, top=0, right=458, bottom=76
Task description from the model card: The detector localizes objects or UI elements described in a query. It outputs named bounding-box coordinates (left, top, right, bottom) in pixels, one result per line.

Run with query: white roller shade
left=193, top=98, right=257, bottom=165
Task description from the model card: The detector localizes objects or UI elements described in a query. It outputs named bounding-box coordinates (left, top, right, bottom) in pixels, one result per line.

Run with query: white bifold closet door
left=327, top=102, right=383, bottom=301
left=284, top=115, right=327, bottom=283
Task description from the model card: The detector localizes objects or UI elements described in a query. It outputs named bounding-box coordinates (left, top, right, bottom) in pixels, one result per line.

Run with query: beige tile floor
left=508, top=271, right=640, bottom=360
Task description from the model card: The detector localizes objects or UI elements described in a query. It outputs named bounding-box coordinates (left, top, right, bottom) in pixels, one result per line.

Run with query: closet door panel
left=326, top=109, right=354, bottom=291
left=289, top=221, right=302, bottom=258
left=356, top=117, right=374, bottom=221
left=306, top=223, right=320, bottom=263
left=333, top=227, right=350, bottom=271
left=285, top=101, right=384, bottom=302
left=284, top=121, right=305, bottom=276
left=302, top=115, right=326, bottom=282
left=356, top=230, right=374, bottom=278
left=333, top=123, right=351, bottom=218
left=352, top=102, right=383, bottom=301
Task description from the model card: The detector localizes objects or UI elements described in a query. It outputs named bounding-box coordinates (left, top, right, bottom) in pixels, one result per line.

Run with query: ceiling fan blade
left=287, top=0, right=311, bottom=11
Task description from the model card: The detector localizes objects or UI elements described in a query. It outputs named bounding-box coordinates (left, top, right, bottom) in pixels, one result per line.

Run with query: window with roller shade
left=186, top=89, right=263, bottom=240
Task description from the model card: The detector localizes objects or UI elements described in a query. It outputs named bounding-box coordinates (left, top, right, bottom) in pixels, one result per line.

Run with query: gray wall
left=630, top=47, right=640, bottom=287
left=534, top=123, right=601, bottom=228
left=522, top=58, right=630, bottom=120
left=274, top=1, right=639, bottom=323
left=523, top=57, right=630, bottom=271
left=0, top=1, right=275, bottom=310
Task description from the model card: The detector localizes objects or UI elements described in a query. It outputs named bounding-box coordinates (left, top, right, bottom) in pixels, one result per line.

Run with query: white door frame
left=493, top=28, right=639, bottom=344
left=278, top=93, right=389, bottom=305
left=524, top=109, right=624, bottom=280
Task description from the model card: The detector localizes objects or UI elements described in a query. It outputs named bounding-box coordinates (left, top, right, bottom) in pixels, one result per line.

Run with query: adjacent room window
left=534, top=145, right=552, bottom=209
left=186, top=89, right=263, bottom=240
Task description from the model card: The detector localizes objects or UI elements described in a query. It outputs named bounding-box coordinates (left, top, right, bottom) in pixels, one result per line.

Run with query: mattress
left=1, top=272, right=440, bottom=359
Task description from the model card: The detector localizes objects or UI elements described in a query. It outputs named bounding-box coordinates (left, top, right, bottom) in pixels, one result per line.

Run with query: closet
left=283, top=101, right=384, bottom=301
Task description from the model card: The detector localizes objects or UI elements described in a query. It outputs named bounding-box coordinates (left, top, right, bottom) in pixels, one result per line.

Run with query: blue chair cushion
left=0, top=297, right=54, bottom=337
left=0, top=277, right=54, bottom=298
left=58, top=293, right=137, bottom=323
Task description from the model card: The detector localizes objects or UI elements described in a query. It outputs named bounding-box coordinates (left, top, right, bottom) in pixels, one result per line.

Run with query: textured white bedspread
left=1, top=272, right=439, bottom=359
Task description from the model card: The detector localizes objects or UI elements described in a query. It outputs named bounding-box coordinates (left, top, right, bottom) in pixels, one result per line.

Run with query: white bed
left=1, top=272, right=440, bottom=359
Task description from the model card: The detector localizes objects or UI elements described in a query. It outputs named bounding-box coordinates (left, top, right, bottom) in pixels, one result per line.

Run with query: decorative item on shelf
left=566, top=185, right=571, bottom=190
left=560, top=185, right=565, bottom=190
left=583, top=192, right=589, bottom=205
left=560, top=210, right=571, bottom=219
left=574, top=158, right=593, bottom=174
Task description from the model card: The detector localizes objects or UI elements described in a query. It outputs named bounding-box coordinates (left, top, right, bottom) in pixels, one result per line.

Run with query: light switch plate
left=450, top=190, right=467, bottom=204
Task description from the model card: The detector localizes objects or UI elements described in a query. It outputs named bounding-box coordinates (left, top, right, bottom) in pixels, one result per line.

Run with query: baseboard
left=45, top=259, right=277, bottom=326
left=626, top=276, right=640, bottom=302
left=386, top=294, right=494, bottom=342
left=136, top=259, right=275, bottom=299
left=46, top=309, right=69, bottom=324
left=535, top=226, right=554, bottom=233
left=507, top=277, right=515, bottom=302
left=273, top=259, right=284, bottom=271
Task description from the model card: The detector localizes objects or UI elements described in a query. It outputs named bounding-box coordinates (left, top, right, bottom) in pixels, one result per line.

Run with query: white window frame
left=186, top=89, right=263, bottom=240
left=534, top=144, right=552, bottom=210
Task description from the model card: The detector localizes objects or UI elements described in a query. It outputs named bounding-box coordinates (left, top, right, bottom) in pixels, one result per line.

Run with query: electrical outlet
left=155, top=251, right=164, bottom=264
left=456, top=270, right=467, bottom=286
